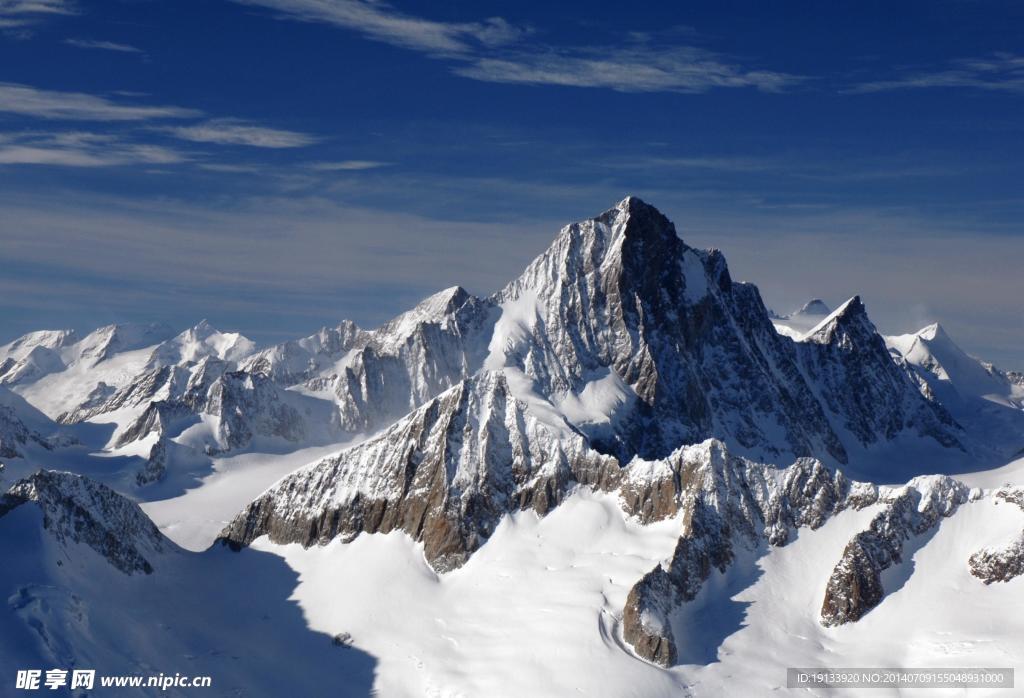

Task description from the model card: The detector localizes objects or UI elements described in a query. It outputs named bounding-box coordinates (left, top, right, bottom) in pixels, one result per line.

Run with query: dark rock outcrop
left=622, top=441, right=879, bottom=666
left=820, top=476, right=968, bottom=626
left=0, top=470, right=168, bottom=575
left=221, top=371, right=620, bottom=572
left=969, top=487, right=1024, bottom=584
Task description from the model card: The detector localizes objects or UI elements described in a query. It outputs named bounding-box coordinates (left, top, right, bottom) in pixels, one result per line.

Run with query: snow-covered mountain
left=0, top=470, right=376, bottom=696
left=771, top=297, right=833, bottom=337
left=887, top=322, right=1024, bottom=460
left=1, top=197, right=1021, bottom=697
left=224, top=198, right=967, bottom=570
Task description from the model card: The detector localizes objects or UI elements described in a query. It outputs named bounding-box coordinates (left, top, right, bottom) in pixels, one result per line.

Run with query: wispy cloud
left=161, top=118, right=317, bottom=148
left=0, top=82, right=198, bottom=120
left=233, top=0, right=523, bottom=54
left=64, top=38, right=143, bottom=53
left=0, top=131, right=187, bottom=167
left=233, top=0, right=801, bottom=94
left=849, top=53, right=1024, bottom=93
left=0, top=0, right=75, bottom=28
left=455, top=47, right=801, bottom=93
left=309, top=160, right=388, bottom=171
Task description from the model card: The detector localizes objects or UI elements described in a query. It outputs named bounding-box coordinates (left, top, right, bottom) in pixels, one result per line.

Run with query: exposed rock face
left=621, top=441, right=879, bottom=666
left=0, top=388, right=55, bottom=458
left=969, top=534, right=1024, bottom=584
left=820, top=476, right=969, bottom=626
left=0, top=404, right=40, bottom=458
left=490, top=197, right=853, bottom=465
left=796, top=298, right=962, bottom=450
left=969, top=487, right=1024, bottom=584
left=221, top=371, right=619, bottom=571
left=322, top=287, right=496, bottom=434
left=115, top=400, right=194, bottom=448
left=204, top=371, right=313, bottom=452
left=59, top=364, right=192, bottom=424
left=0, top=471, right=168, bottom=574
left=136, top=437, right=168, bottom=486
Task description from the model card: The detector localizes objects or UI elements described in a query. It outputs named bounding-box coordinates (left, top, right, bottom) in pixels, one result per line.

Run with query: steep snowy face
left=490, top=196, right=916, bottom=464
left=0, top=386, right=58, bottom=458
left=795, top=299, right=831, bottom=317
left=221, top=371, right=620, bottom=571
left=0, top=405, right=43, bottom=459
left=0, top=324, right=174, bottom=389
left=72, top=323, right=174, bottom=364
left=889, top=322, right=1024, bottom=408
left=0, top=330, right=78, bottom=384
left=0, top=471, right=169, bottom=574
left=146, top=320, right=255, bottom=369
left=319, top=286, right=497, bottom=434
left=242, top=320, right=365, bottom=385
left=796, top=297, right=963, bottom=451
left=772, top=298, right=834, bottom=337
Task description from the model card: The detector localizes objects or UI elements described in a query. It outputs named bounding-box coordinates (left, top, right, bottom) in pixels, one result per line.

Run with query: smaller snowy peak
left=147, top=321, right=256, bottom=369
left=0, top=470, right=169, bottom=574
left=916, top=322, right=947, bottom=343
left=887, top=321, right=1021, bottom=408
left=243, top=320, right=365, bottom=385
left=0, top=344, right=66, bottom=386
left=0, top=329, right=77, bottom=359
left=74, top=322, right=175, bottom=363
left=379, top=286, right=476, bottom=337
left=793, top=298, right=831, bottom=317
left=0, top=385, right=62, bottom=457
left=802, top=296, right=872, bottom=345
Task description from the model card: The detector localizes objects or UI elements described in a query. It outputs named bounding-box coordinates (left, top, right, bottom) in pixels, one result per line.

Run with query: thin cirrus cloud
left=0, top=131, right=187, bottom=167
left=454, top=48, right=799, bottom=93
left=233, top=0, right=803, bottom=93
left=0, top=82, right=199, bottom=120
left=0, top=84, right=323, bottom=168
left=231, top=0, right=524, bottom=54
left=0, top=0, right=75, bottom=28
left=64, top=38, right=143, bottom=53
left=849, top=53, right=1024, bottom=93
left=160, top=119, right=318, bottom=148
left=309, top=160, right=389, bottom=171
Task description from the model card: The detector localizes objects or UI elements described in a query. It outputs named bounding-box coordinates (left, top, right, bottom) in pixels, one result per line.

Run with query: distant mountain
left=887, top=322, right=1024, bottom=459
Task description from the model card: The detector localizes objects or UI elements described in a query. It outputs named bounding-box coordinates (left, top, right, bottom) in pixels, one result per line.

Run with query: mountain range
left=1, top=197, right=1022, bottom=696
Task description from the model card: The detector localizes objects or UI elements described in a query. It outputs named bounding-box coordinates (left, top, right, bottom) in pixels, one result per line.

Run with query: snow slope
left=251, top=484, right=1023, bottom=697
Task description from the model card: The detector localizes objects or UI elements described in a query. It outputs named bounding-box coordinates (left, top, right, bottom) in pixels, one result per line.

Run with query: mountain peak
left=917, top=322, right=950, bottom=343
left=606, top=195, right=680, bottom=249
left=416, top=285, right=471, bottom=316
left=795, top=299, right=831, bottom=317
left=0, top=471, right=168, bottom=574
left=804, top=295, right=872, bottom=343
left=189, top=319, right=216, bottom=336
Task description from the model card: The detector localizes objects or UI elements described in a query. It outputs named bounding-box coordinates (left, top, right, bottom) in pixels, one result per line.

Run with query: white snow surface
left=252, top=486, right=1024, bottom=698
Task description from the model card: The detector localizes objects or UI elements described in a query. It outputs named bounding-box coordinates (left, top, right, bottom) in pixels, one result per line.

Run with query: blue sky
left=0, top=0, right=1022, bottom=367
